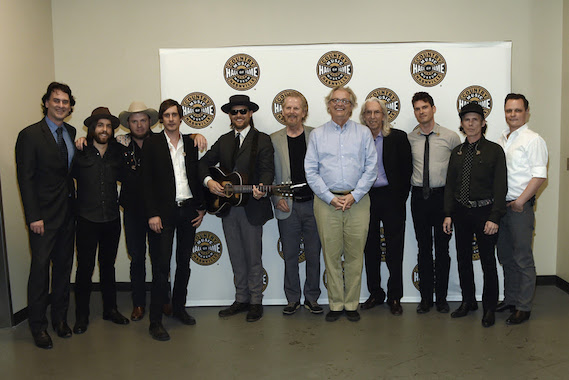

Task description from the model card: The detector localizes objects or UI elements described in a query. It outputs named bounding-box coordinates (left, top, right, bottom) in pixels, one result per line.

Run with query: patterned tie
left=459, top=142, right=475, bottom=207
left=422, top=133, right=432, bottom=199
left=56, top=127, right=68, bottom=167
left=231, top=132, right=240, bottom=170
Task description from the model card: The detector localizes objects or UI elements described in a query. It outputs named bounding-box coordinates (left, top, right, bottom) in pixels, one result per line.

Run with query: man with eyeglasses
left=305, top=86, right=377, bottom=322
left=199, top=95, right=274, bottom=323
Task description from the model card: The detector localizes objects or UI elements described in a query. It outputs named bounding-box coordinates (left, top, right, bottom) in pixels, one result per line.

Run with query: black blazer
left=382, top=128, right=413, bottom=204
left=199, top=127, right=274, bottom=226
left=15, top=119, right=76, bottom=227
left=142, top=131, right=205, bottom=225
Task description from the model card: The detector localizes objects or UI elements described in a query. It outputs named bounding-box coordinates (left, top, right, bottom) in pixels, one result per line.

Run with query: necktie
left=422, top=133, right=432, bottom=199
left=56, top=127, right=68, bottom=167
left=231, top=132, right=240, bottom=169
left=459, top=143, right=475, bottom=207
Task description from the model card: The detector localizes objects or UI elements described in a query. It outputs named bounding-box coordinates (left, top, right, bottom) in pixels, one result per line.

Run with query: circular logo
left=262, top=268, right=269, bottom=292
left=457, top=85, right=493, bottom=119
left=323, top=261, right=345, bottom=289
left=277, top=235, right=306, bottom=263
left=410, top=50, right=447, bottom=87
left=366, top=88, right=401, bottom=123
left=271, top=89, right=308, bottom=126
left=412, top=264, right=420, bottom=291
left=191, top=231, right=222, bottom=266
left=223, top=53, right=260, bottom=91
left=316, top=51, right=353, bottom=88
left=181, top=92, right=216, bottom=129
left=472, top=234, right=480, bottom=261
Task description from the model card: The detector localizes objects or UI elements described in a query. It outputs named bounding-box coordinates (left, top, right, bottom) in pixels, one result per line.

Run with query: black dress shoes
left=173, top=309, right=196, bottom=325
left=219, top=301, right=250, bottom=317
left=53, top=321, right=72, bottom=338
left=496, top=301, right=515, bottom=313
left=451, top=302, right=478, bottom=318
left=388, top=299, right=403, bottom=316
left=416, top=299, right=433, bottom=314
left=73, top=317, right=89, bottom=334
left=246, top=304, right=263, bottom=322
left=482, top=310, right=495, bottom=327
left=149, top=322, right=170, bottom=341
left=436, top=300, right=450, bottom=313
left=361, top=293, right=385, bottom=310
left=325, top=310, right=343, bottom=322
left=346, top=310, right=360, bottom=322
left=103, top=309, right=130, bottom=325
left=506, top=310, right=531, bottom=325
left=32, top=330, right=53, bottom=349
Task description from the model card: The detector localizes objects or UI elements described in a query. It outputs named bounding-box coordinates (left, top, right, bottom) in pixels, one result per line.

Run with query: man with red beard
left=72, top=107, right=129, bottom=335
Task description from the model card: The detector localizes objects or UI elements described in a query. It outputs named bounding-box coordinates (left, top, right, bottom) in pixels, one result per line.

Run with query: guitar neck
left=232, top=185, right=277, bottom=194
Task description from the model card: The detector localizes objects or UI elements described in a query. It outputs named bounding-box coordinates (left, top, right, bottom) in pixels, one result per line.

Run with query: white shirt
left=165, top=132, right=193, bottom=202
left=497, top=124, right=548, bottom=200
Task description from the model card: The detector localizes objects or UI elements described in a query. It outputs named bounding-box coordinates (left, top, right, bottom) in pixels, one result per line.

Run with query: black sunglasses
left=230, top=109, right=249, bottom=115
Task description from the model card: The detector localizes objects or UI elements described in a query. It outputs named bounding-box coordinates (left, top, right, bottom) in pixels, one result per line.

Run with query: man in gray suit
left=271, top=92, right=322, bottom=315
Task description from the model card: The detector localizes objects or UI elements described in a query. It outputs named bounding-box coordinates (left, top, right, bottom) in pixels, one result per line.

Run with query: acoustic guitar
left=206, top=166, right=305, bottom=215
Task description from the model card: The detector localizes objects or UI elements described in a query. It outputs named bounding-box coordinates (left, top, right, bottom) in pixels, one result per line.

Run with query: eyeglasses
left=230, top=109, right=249, bottom=115
left=329, top=98, right=351, bottom=105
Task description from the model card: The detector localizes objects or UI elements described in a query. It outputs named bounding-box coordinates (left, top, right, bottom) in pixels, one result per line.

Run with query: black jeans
left=453, top=204, right=498, bottom=312
left=75, top=217, right=121, bottom=318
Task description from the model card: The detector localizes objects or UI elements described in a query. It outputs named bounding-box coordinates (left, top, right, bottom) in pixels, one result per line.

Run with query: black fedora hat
left=459, top=102, right=485, bottom=119
left=221, top=95, right=259, bottom=114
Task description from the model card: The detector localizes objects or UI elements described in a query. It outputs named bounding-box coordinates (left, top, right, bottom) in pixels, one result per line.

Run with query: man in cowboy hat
left=16, top=82, right=77, bottom=349
left=143, top=99, right=206, bottom=341
left=199, top=94, right=274, bottom=322
left=72, top=107, right=130, bottom=335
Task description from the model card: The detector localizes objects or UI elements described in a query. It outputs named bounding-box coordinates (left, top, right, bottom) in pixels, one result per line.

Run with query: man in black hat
left=72, top=107, right=130, bottom=335
left=16, top=82, right=77, bottom=349
left=443, top=102, right=507, bottom=328
left=199, top=94, right=274, bottom=322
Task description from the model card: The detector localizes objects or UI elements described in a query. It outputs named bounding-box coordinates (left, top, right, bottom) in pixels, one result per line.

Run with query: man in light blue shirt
left=305, top=86, right=377, bottom=322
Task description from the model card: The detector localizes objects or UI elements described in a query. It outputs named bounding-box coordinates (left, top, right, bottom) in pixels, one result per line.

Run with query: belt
left=506, top=196, right=536, bottom=206
left=460, top=198, right=494, bottom=208
left=176, top=198, right=193, bottom=207
left=331, top=189, right=353, bottom=196
left=412, top=186, right=444, bottom=194
left=294, top=195, right=313, bottom=203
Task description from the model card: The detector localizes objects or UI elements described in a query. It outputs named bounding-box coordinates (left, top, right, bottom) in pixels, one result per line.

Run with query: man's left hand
left=192, top=210, right=206, bottom=228
left=484, top=221, right=499, bottom=235
left=191, top=134, right=208, bottom=152
left=338, top=193, right=355, bottom=211
left=252, top=184, right=266, bottom=200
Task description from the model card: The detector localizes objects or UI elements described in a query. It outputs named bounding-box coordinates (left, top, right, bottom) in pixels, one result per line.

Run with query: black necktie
left=231, top=132, right=240, bottom=169
left=459, top=143, right=476, bottom=207
left=56, top=127, right=68, bottom=167
left=422, top=133, right=432, bottom=199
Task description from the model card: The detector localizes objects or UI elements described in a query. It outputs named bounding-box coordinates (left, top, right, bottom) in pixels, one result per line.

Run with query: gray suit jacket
left=270, top=126, right=313, bottom=220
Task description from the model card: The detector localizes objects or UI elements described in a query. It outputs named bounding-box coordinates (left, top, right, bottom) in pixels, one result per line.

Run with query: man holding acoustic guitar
left=199, top=95, right=274, bottom=323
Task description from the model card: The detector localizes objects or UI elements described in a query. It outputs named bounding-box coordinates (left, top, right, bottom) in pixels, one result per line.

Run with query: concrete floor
left=1, top=286, right=568, bottom=379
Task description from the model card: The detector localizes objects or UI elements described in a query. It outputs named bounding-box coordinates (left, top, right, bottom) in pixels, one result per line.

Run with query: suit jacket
left=142, top=131, right=205, bottom=225
left=199, top=127, right=274, bottom=226
left=270, top=126, right=313, bottom=220
left=15, top=118, right=76, bottom=228
left=381, top=128, right=413, bottom=204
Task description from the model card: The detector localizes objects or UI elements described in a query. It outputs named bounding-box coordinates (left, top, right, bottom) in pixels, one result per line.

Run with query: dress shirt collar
left=502, top=123, right=529, bottom=140
left=164, top=130, right=183, bottom=149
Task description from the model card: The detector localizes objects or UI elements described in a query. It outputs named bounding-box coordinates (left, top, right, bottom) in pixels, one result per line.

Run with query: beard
left=93, top=132, right=111, bottom=144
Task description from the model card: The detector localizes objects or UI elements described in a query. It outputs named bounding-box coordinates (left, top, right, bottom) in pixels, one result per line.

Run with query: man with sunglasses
left=305, top=86, right=377, bottom=322
left=199, top=95, right=274, bottom=323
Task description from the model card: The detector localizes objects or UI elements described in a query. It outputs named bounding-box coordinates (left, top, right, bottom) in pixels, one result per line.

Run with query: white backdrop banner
left=159, top=42, right=511, bottom=306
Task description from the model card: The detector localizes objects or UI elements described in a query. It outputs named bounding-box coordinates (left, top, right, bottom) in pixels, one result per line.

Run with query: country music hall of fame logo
left=456, top=85, right=493, bottom=119
left=181, top=92, right=216, bottom=129
left=277, top=236, right=307, bottom=263
left=410, top=50, right=447, bottom=87
left=191, top=231, right=222, bottom=266
left=316, top=51, right=353, bottom=88
left=366, top=88, right=401, bottom=123
left=223, top=53, right=260, bottom=91
left=271, top=89, right=308, bottom=125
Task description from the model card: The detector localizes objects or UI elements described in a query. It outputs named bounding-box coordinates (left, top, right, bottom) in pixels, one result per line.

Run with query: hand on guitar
left=149, top=216, right=163, bottom=233
left=252, top=183, right=266, bottom=200
left=207, top=179, right=226, bottom=197
left=276, top=199, right=290, bottom=213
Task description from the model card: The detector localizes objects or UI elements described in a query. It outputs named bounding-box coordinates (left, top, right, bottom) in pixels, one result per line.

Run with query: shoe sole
left=304, top=305, right=324, bottom=314
left=246, top=316, right=262, bottom=322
